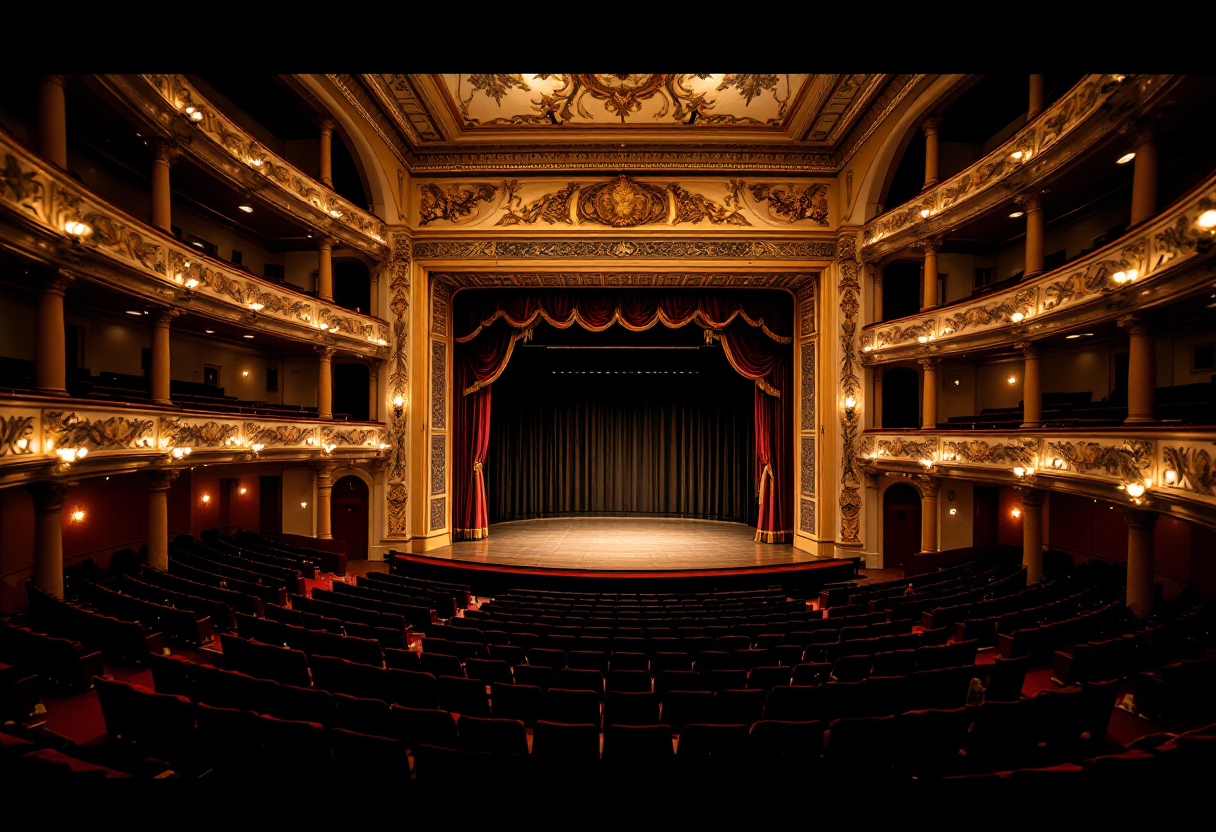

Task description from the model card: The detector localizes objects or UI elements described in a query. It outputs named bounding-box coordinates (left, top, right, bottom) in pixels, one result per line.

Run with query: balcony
left=97, top=74, right=390, bottom=260
left=0, top=398, right=389, bottom=489
left=860, top=74, right=1173, bottom=262
left=858, top=428, right=1216, bottom=528
left=0, top=127, right=390, bottom=358
left=860, top=171, right=1216, bottom=362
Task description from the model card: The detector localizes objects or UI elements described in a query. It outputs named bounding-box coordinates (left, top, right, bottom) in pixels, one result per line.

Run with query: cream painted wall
left=284, top=251, right=320, bottom=294
left=939, top=361, right=978, bottom=419
left=936, top=253, right=977, bottom=305
left=976, top=358, right=1026, bottom=411
left=940, top=479, right=974, bottom=551
left=281, top=467, right=315, bottom=536
left=283, top=355, right=320, bottom=409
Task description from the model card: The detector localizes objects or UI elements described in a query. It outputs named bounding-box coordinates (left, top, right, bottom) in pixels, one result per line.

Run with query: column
left=37, top=75, right=68, bottom=170
left=1130, top=131, right=1158, bottom=227
left=1028, top=75, right=1044, bottom=119
left=35, top=271, right=73, bottom=397
left=1018, top=192, right=1045, bottom=277
left=30, top=482, right=71, bottom=598
left=368, top=362, right=379, bottom=422
left=919, top=358, right=938, bottom=430
left=1020, top=488, right=1045, bottom=584
left=317, top=116, right=335, bottom=188
left=144, top=470, right=177, bottom=571
left=318, top=347, right=334, bottom=420
left=1021, top=345, right=1042, bottom=428
left=369, top=272, right=380, bottom=318
left=872, top=367, right=884, bottom=430
left=872, top=269, right=883, bottom=324
left=1125, top=509, right=1158, bottom=619
left=149, top=138, right=180, bottom=233
left=315, top=464, right=336, bottom=539
left=1123, top=319, right=1156, bottom=424
left=150, top=308, right=178, bottom=405
left=919, top=238, right=940, bottom=311
left=920, top=478, right=940, bottom=554
left=922, top=117, right=943, bottom=189
left=318, top=237, right=335, bottom=302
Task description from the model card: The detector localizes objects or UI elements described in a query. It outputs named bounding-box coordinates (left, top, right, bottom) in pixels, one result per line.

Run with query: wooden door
left=883, top=483, right=922, bottom=571
left=331, top=475, right=369, bottom=560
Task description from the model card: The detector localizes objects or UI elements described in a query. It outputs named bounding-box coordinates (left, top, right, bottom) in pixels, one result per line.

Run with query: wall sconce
left=917, top=336, right=928, bottom=344
left=1112, top=270, right=1139, bottom=284
left=1164, top=469, right=1178, bottom=485
left=248, top=302, right=265, bottom=312
left=16, top=438, right=29, bottom=451
left=1013, top=466, right=1026, bottom=478
left=238, top=486, right=248, bottom=495
left=949, top=508, right=957, bottom=516
left=844, top=396, right=857, bottom=413
left=1010, top=151, right=1024, bottom=161
left=1011, top=312, right=1025, bottom=323
left=201, top=494, right=211, bottom=504
left=1011, top=507, right=1022, bottom=519
left=71, top=508, right=86, bottom=523
left=56, top=447, right=88, bottom=465
left=301, top=501, right=308, bottom=509
left=378, top=443, right=389, bottom=450
left=64, top=220, right=93, bottom=239
left=1196, top=209, right=1216, bottom=230
left=919, top=209, right=930, bottom=219
left=184, top=277, right=199, bottom=289
left=392, top=395, right=405, bottom=418
left=375, top=338, right=388, bottom=347
left=184, top=105, right=204, bottom=122
left=322, top=443, right=337, bottom=454
left=1007, top=375, right=1018, bottom=385
left=251, top=443, right=265, bottom=454
left=242, top=370, right=250, bottom=378
left=863, top=345, right=873, bottom=353
left=919, top=458, right=935, bottom=470
left=170, top=447, right=192, bottom=459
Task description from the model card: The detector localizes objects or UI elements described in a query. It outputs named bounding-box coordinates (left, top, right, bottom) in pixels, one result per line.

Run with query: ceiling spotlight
left=1116, top=152, right=1136, bottom=165
left=1066, top=332, right=1094, bottom=340
left=243, top=334, right=255, bottom=339
left=239, top=205, right=253, bottom=213
left=1009, top=211, right=1025, bottom=218
left=205, top=330, right=215, bottom=334
left=191, top=241, right=204, bottom=248
left=126, top=310, right=143, bottom=316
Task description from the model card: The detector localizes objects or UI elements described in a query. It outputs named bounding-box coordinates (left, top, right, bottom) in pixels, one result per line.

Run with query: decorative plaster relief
left=44, top=411, right=154, bottom=451
left=800, top=498, right=816, bottom=536
left=431, top=340, right=446, bottom=431
left=800, top=342, right=815, bottom=432
left=430, top=497, right=446, bottom=531
left=801, top=437, right=815, bottom=497
left=1163, top=445, right=1215, bottom=496
left=431, top=434, right=446, bottom=496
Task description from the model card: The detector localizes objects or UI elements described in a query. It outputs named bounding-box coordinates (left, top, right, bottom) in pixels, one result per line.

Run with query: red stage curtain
left=453, top=290, right=793, bottom=544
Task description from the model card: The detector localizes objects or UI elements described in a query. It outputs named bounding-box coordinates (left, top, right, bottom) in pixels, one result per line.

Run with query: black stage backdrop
left=487, top=324, right=757, bottom=524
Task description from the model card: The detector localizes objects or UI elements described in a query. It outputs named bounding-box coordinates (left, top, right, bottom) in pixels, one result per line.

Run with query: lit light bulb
left=1010, top=150, right=1024, bottom=160
left=392, top=395, right=405, bottom=409
left=239, top=486, right=247, bottom=495
left=378, top=443, right=389, bottom=450
left=1011, top=312, right=1025, bottom=323
left=919, top=209, right=930, bottom=218
left=71, top=509, right=85, bottom=522
left=376, top=338, right=388, bottom=346
left=1197, top=209, right=1216, bottom=230
left=301, top=502, right=308, bottom=509
left=1013, top=466, right=1025, bottom=478
left=919, top=458, right=934, bottom=468
left=917, top=336, right=928, bottom=344
left=844, top=396, right=857, bottom=410
left=251, top=443, right=265, bottom=453
left=201, top=494, right=211, bottom=503
left=64, top=220, right=93, bottom=237
left=1126, top=482, right=1146, bottom=498
left=949, top=508, right=957, bottom=516
left=249, top=302, right=264, bottom=311
left=1011, top=507, right=1022, bottom=519
left=1164, top=469, right=1178, bottom=485
left=863, top=345, right=873, bottom=352
left=1116, top=152, right=1136, bottom=165
left=1008, top=376, right=1017, bottom=385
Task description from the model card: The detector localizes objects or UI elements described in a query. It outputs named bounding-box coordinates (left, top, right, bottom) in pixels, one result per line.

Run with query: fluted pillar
left=1028, top=75, right=1044, bottom=119
left=318, top=347, right=334, bottom=420
left=317, top=116, right=335, bottom=188
left=1017, top=192, right=1045, bottom=277
left=919, top=358, right=938, bottom=430
left=1021, top=345, right=1042, bottom=428
left=368, top=363, right=379, bottom=422
left=315, top=464, right=336, bottom=540
left=30, top=482, right=72, bottom=598
left=922, top=117, right=943, bottom=189
left=1020, top=488, right=1045, bottom=584
left=1123, top=318, right=1156, bottom=424
left=148, top=139, right=180, bottom=233
left=1125, top=509, right=1158, bottom=619
left=919, top=237, right=941, bottom=311
left=369, top=272, right=380, bottom=318
left=873, top=367, right=884, bottom=430
left=1130, top=131, right=1158, bottom=227
left=35, top=271, right=73, bottom=397
left=920, top=478, right=940, bottom=554
left=318, top=237, right=335, bottom=302
left=37, top=75, right=68, bottom=170
left=144, top=470, right=178, bottom=571
left=150, top=308, right=179, bottom=405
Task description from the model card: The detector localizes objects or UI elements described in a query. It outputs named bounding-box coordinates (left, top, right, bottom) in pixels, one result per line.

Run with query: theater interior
left=0, top=71, right=1214, bottom=796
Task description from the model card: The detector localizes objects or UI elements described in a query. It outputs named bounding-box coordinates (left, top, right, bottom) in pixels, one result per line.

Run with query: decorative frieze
left=1163, top=445, right=1215, bottom=497
left=431, top=435, right=446, bottom=496
left=836, top=235, right=863, bottom=544
left=942, top=438, right=1041, bottom=467
left=160, top=417, right=240, bottom=448
left=44, top=411, right=154, bottom=451
left=1047, top=439, right=1154, bottom=483
left=800, top=498, right=815, bottom=536
left=387, top=483, right=409, bottom=536
left=322, top=426, right=380, bottom=447
left=412, top=239, right=835, bottom=261
left=0, top=415, right=35, bottom=456
left=430, top=497, right=446, bottom=531
left=800, top=342, right=816, bottom=432
left=431, top=340, right=446, bottom=431
left=243, top=423, right=315, bottom=447
left=427, top=272, right=820, bottom=291
left=801, top=437, right=815, bottom=496
left=387, top=232, right=411, bottom=486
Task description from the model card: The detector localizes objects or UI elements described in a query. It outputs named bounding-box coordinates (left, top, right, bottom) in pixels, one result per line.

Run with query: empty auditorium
left=1, top=71, right=1214, bottom=797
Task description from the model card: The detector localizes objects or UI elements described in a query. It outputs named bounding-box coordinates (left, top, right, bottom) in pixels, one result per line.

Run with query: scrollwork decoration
left=161, top=417, right=239, bottom=448
left=0, top=415, right=35, bottom=456
left=44, top=412, right=154, bottom=451
left=748, top=183, right=829, bottom=225
left=1162, top=446, right=1215, bottom=496
left=942, top=438, right=1041, bottom=466
left=1047, top=439, right=1153, bottom=483
left=418, top=182, right=499, bottom=226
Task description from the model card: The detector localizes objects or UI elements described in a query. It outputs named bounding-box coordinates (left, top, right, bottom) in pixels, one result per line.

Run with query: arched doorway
left=883, top=482, right=922, bottom=572
left=883, top=366, right=921, bottom=429
left=331, top=475, right=369, bottom=560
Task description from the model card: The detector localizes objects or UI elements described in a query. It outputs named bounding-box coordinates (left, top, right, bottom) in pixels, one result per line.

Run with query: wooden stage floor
left=422, top=518, right=828, bottom=572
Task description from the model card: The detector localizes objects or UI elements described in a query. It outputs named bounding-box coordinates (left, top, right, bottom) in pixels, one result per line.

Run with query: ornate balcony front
left=0, top=128, right=389, bottom=358
left=860, top=172, right=1216, bottom=363
left=858, top=429, right=1216, bottom=528
left=859, top=74, right=1174, bottom=262
left=97, top=74, right=390, bottom=260
left=0, top=399, right=389, bottom=489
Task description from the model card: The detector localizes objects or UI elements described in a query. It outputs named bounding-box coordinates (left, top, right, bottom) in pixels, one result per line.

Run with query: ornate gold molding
left=836, top=235, right=863, bottom=544
left=428, top=271, right=819, bottom=291
left=413, top=239, right=835, bottom=261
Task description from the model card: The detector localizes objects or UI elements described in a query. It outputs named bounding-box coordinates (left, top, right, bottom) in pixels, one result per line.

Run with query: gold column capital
left=921, top=117, right=944, bottom=136
left=313, top=114, right=337, bottom=135
left=1122, top=507, right=1159, bottom=530
left=1015, top=189, right=1047, bottom=212
left=29, top=480, right=74, bottom=511
left=152, top=307, right=182, bottom=327
left=144, top=469, right=180, bottom=490
left=149, top=137, right=183, bottom=166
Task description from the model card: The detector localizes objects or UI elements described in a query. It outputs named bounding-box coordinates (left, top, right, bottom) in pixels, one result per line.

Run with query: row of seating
left=998, top=601, right=1126, bottom=659
left=228, top=530, right=346, bottom=576
left=25, top=584, right=162, bottom=665
left=174, top=537, right=307, bottom=591
left=167, top=554, right=285, bottom=608
left=199, top=531, right=324, bottom=579
left=76, top=579, right=213, bottom=647
left=0, top=620, right=102, bottom=691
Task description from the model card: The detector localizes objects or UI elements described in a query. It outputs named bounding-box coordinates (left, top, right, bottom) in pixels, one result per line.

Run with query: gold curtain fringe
left=453, top=527, right=489, bottom=540
left=755, top=378, right=781, bottom=398
left=463, top=328, right=531, bottom=395
left=455, top=303, right=792, bottom=344
left=754, top=529, right=792, bottom=544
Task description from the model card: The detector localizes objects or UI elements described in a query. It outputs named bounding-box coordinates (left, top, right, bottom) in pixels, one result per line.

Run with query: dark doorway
left=219, top=478, right=236, bottom=531
left=883, top=482, right=922, bottom=572
left=974, top=485, right=999, bottom=551
left=881, top=261, right=923, bottom=322
left=882, top=366, right=921, bottom=429
left=333, top=259, right=371, bottom=315
left=260, top=475, right=282, bottom=534
left=331, top=475, right=369, bottom=560
left=333, top=362, right=370, bottom=421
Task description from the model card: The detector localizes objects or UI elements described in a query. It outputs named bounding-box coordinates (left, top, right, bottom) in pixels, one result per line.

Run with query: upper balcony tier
left=0, top=397, right=388, bottom=490
left=0, top=127, right=390, bottom=358
left=860, top=171, right=1216, bottom=362
left=859, top=75, right=1174, bottom=262
left=859, top=428, right=1216, bottom=531
left=96, top=74, right=390, bottom=260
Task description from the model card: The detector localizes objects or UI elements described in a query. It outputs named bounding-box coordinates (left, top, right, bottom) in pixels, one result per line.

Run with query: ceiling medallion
left=578, top=176, right=668, bottom=227
left=577, top=75, right=667, bottom=121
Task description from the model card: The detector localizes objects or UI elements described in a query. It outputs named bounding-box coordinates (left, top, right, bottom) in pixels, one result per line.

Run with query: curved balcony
left=0, top=399, right=388, bottom=489
left=857, top=428, right=1216, bottom=529
left=97, top=74, right=390, bottom=260
left=860, top=74, right=1175, bottom=262
left=0, top=127, right=389, bottom=358
left=860, top=171, right=1216, bottom=362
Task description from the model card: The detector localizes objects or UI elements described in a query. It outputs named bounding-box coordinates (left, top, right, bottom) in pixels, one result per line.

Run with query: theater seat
left=458, top=716, right=529, bottom=756
left=661, top=690, right=714, bottom=733
left=544, top=688, right=601, bottom=726
left=389, top=705, right=458, bottom=752
left=677, top=723, right=749, bottom=758
left=604, top=691, right=660, bottom=726
left=437, top=675, right=491, bottom=717
left=749, top=720, right=823, bottom=760
left=532, top=720, right=600, bottom=760
left=330, top=727, right=409, bottom=775
left=602, top=724, right=673, bottom=763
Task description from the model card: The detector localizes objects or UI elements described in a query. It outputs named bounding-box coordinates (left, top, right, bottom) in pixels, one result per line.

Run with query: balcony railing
left=0, top=128, right=389, bottom=357
left=858, top=428, right=1216, bottom=525
left=0, top=400, right=388, bottom=487
left=97, top=74, right=390, bottom=260
left=860, top=171, right=1216, bottom=360
left=860, top=74, right=1173, bottom=261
